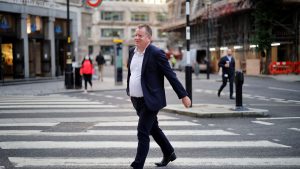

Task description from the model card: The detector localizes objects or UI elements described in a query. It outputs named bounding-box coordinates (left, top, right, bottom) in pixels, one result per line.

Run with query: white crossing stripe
left=252, top=121, right=274, bottom=126
left=9, top=157, right=300, bottom=167
left=0, top=115, right=177, bottom=123
left=0, top=123, right=59, bottom=127
left=0, top=140, right=290, bottom=149
left=0, top=99, right=90, bottom=102
left=0, top=109, right=135, bottom=114
left=0, top=129, right=237, bottom=136
left=0, top=102, right=103, bottom=105
left=257, top=117, right=300, bottom=120
left=94, top=121, right=200, bottom=126
left=0, top=105, right=116, bottom=109
left=288, top=128, right=300, bottom=132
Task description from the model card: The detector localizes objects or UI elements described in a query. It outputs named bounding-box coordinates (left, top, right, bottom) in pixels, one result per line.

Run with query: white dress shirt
left=129, top=48, right=145, bottom=97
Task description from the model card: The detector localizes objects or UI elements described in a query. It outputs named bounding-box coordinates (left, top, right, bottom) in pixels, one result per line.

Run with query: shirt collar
left=134, top=43, right=150, bottom=55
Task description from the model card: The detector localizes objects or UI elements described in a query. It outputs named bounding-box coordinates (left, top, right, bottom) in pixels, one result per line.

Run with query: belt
left=131, top=96, right=144, bottom=100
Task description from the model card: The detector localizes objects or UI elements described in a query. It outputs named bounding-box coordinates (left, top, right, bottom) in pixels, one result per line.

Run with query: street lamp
left=185, top=0, right=192, bottom=106
left=65, top=0, right=74, bottom=89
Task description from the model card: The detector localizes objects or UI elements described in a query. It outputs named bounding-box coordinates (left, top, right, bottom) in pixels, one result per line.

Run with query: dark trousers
left=218, top=74, right=234, bottom=97
left=83, top=74, right=92, bottom=90
left=130, top=97, right=174, bottom=169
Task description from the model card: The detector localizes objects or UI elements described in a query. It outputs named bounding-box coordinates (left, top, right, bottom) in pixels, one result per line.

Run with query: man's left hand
left=182, top=96, right=191, bottom=108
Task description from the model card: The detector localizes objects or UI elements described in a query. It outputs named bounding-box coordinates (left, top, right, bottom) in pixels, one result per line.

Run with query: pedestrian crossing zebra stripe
left=0, top=108, right=135, bottom=113
left=0, top=140, right=290, bottom=149
left=0, top=98, right=91, bottom=102
left=9, top=157, right=300, bottom=167
left=0, top=120, right=196, bottom=127
left=0, top=105, right=117, bottom=109
left=0, top=115, right=177, bottom=123
left=0, top=102, right=105, bottom=105
left=94, top=121, right=200, bottom=126
left=0, top=129, right=237, bottom=136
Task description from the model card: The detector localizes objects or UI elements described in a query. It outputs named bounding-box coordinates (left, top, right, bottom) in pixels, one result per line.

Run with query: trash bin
left=74, top=67, right=82, bottom=89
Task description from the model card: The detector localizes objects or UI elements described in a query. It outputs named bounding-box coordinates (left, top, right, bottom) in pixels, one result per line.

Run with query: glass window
left=0, top=13, right=16, bottom=33
left=27, top=15, right=43, bottom=36
left=156, top=12, right=167, bottom=22
left=86, top=27, right=91, bottom=38
left=131, top=12, right=149, bottom=22
left=131, top=28, right=136, bottom=38
left=101, top=11, right=123, bottom=21
left=101, top=28, right=124, bottom=38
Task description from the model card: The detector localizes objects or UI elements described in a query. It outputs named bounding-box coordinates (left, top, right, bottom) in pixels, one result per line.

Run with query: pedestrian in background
left=96, top=51, right=105, bottom=81
left=80, top=55, right=94, bottom=93
left=217, top=49, right=235, bottom=99
left=127, top=24, right=191, bottom=169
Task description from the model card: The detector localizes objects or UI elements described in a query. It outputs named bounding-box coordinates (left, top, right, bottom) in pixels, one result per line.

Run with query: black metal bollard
left=235, top=71, right=244, bottom=110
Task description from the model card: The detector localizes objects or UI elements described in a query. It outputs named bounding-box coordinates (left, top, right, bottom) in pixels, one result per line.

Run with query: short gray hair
left=137, top=24, right=152, bottom=37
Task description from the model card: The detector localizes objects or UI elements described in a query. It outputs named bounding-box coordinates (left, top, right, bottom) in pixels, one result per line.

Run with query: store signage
left=86, top=0, right=103, bottom=7
left=0, top=16, right=9, bottom=30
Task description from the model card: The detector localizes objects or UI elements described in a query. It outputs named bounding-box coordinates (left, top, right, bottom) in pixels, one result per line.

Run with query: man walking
left=96, top=51, right=105, bottom=81
left=218, top=49, right=235, bottom=99
left=127, top=24, right=191, bottom=169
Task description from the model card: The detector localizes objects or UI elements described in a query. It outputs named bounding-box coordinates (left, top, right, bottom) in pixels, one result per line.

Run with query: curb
left=162, top=104, right=269, bottom=118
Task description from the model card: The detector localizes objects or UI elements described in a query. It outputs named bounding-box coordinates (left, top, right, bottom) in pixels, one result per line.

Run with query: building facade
left=0, top=0, right=81, bottom=80
left=163, top=0, right=300, bottom=74
left=88, top=0, right=168, bottom=65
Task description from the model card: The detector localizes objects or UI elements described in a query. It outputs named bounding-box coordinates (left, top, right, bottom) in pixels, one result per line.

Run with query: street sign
left=86, top=0, right=103, bottom=7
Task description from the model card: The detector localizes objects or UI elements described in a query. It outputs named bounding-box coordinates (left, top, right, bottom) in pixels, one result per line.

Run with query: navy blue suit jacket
left=218, top=55, right=235, bottom=77
left=126, top=44, right=188, bottom=112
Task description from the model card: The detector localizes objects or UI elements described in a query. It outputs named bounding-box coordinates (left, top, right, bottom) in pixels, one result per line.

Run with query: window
left=131, top=12, right=149, bottom=22
left=156, top=12, right=167, bottom=22
left=131, top=28, right=136, bottom=37
left=101, top=28, right=124, bottom=38
left=101, top=11, right=123, bottom=21
left=86, top=27, right=91, bottom=38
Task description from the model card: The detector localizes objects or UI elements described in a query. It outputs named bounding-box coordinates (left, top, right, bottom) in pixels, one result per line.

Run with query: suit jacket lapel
left=141, top=45, right=151, bottom=75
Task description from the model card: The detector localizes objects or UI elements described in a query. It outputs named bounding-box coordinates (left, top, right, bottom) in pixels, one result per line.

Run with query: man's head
left=134, top=24, right=152, bottom=51
left=227, top=49, right=232, bottom=56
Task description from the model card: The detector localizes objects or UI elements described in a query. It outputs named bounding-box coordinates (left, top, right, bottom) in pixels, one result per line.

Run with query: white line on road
left=0, top=140, right=290, bottom=149
left=0, top=115, right=177, bottom=123
left=257, top=117, right=300, bottom=120
left=0, top=129, right=238, bottom=136
left=0, top=108, right=135, bottom=114
left=288, top=128, right=300, bottom=132
left=268, top=87, right=300, bottom=93
left=0, top=123, right=59, bottom=127
left=9, top=157, right=300, bottom=167
left=0, top=105, right=117, bottom=109
left=0, top=102, right=102, bottom=105
left=94, top=121, right=200, bottom=126
left=252, top=121, right=274, bottom=126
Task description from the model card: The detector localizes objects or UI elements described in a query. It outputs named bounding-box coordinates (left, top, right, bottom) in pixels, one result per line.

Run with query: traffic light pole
left=65, top=0, right=74, bottom=89
left=185, top=0, right=192, bottom=106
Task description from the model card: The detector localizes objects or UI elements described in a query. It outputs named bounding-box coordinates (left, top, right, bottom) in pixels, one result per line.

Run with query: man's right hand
left=182, top=96, right=191, bottom=108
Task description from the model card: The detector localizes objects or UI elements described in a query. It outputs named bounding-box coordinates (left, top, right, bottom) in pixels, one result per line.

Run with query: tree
left=251, top=0, right=282, bottom=74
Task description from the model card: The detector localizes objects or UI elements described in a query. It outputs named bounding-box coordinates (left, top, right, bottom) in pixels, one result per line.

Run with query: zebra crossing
left=0, top=94, right=299, bottom=169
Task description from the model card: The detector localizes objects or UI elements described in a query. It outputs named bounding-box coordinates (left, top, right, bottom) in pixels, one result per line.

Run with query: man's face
left=134, top=27, right=151, bottom=49
left=227, top=49, right=232, bottom=56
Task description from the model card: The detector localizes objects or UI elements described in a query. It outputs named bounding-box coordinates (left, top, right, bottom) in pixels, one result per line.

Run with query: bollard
left=235, top=71, right=244, bottom=110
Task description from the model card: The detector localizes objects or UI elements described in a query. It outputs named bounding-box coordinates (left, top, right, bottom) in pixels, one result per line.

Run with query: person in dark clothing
left=127, top=24, right=191, bottom=169
left=218, top=49, right=235, bottom=99
left=96, top=52, right=106, bottom=81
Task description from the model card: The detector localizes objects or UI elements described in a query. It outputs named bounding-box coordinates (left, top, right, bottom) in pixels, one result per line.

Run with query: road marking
left=0, top=140, right=289, bottom=149
left=0, top=99, right=90, bottom=102
left=257, top=117, right=300, bottom=120
left=0, top=123, right=59, bottom=127
left=0, top=101, right=102, bottom=105
left=116, top=97, right=124, bottom=100
left=0, top=115, right=177, bottom=123
left=268, top=87, right=300, bottom=93
left=288, top=128, right=300, bottom=132
left=10, top=157, right=300, bottom=167
left=105, top=95, right=114, bottom=98
left=0, top=129, right=238, bottom=136
left=94, top=121, right=200, bottom=126
left=252, top=121, right=274, bottom=126
left=0, top=109, right=135, bottom=114
left=0, top=105, right=117, bottom=109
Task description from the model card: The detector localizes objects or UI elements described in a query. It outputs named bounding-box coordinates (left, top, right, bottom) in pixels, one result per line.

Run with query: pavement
left=4, top=65, right=300, bottom=118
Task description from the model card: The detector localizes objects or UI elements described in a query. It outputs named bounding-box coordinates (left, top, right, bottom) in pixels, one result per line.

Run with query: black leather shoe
left=217, top=91, right=221, bottom=97
left=155, top=152, right=177, bottom=167
left=230, top=96, right=235, bottom=100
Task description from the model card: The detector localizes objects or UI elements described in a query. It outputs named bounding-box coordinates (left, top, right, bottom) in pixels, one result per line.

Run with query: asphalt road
left=0, top=71, right=299, bottom=169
